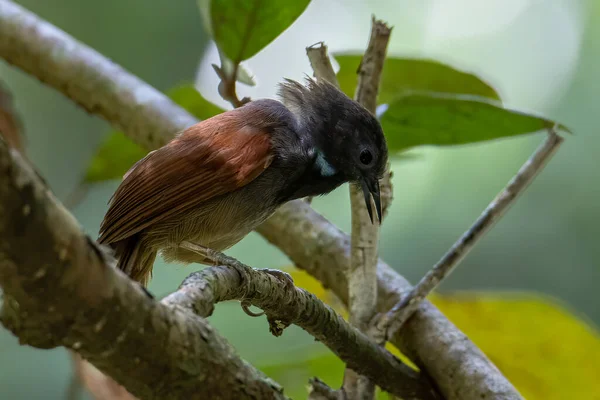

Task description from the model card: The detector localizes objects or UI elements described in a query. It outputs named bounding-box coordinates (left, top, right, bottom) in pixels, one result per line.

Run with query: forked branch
left=375, top=128, right=564, bottom=339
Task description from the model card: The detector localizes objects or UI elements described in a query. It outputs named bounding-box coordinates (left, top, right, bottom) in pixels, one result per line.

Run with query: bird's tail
left=111, top=235, right=156, bottom=287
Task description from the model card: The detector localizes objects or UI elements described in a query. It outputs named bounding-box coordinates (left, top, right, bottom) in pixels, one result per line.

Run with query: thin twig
left=344, top=16, right=392, bottom=400
left=212, top=60, right=251, bottom=108
left=306, top=42, right=339, bottom=87
left=164, top=242, right=439, bottom=400
left=305, top=41, right=339, bottom=205
left=376, top=129, right=564, bottom=339
left=308, top=378, right=346, bottom=400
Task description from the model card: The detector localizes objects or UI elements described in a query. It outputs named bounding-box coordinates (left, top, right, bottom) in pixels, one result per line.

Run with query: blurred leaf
left=380, top=93, right=570, bottom=152
left=210, top=0, right=310, bottom=62
left=198, top=1, right=256, bottom=86
left=0, top=80, right=25, bottom=153
left=431, top=292, right=600, bottom=400
left=85, top=84, right=223, bottom=182
left=167, top=84, right=224, bottom=120
left=84, top=132, right=148, bottom=183
left=335, top=55, right=502, bottom=105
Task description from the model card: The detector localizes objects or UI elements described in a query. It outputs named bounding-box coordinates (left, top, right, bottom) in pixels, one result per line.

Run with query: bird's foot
left=241, top=300, right=265, bottom=317
left=259, top=268, right=295, bottom=291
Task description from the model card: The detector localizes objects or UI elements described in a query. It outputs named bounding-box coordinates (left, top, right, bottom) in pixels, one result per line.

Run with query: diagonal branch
left=161, top=248, right=438, bottom=400
left=0, top=137, right=287, bottom=400
left=0, top=3, right=522, bottom=399
left=344, top=16, right=392, bottom=400
left=375, top=129, right=564, bottom=339
left=258, top=202, right=524, bottom=400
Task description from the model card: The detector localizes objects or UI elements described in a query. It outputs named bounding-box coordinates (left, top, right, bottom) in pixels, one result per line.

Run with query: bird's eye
left=359, top=149, right=373, bottom=165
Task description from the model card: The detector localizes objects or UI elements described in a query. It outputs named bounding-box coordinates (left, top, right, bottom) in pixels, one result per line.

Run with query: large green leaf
left=380, top=93, right=570, bottom=152
left=335, top=55, right=502, bottom=105
left=84, top=84, right=223, bottom=182
left=210, top=0, right=310, bottom=62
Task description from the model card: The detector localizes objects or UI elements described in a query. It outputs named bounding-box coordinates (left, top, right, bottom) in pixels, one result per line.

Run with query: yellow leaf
left=430, top=292, right=600, bottom=400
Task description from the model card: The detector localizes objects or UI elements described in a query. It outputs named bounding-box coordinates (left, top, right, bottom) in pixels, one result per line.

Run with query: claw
left=241, top=300, right=265, bottom=317
left=261, top=268, right=294, bottom=290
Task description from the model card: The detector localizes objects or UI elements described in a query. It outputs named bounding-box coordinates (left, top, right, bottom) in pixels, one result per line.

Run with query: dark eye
left=359, top=149, right=373, bottom=165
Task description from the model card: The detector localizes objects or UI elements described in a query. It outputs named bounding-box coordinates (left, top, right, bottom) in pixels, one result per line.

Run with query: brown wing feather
left=98, top=108, right=274, bottom=244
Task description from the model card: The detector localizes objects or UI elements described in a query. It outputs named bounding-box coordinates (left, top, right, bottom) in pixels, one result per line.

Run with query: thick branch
left=0, top=139, right=286, bottom=400
left=161, top=248, right=438, bottom=400
left=377, top=129, right=564, bottom=338
left=0, top=0, right=196, bottom=149
left=344, top=17, right=391, bottom=400
left=0, top=3, right=521, bottom=399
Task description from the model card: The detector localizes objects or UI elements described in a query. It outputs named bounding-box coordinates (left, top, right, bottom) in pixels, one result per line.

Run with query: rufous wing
left=98, top=108, right=274, bottom=245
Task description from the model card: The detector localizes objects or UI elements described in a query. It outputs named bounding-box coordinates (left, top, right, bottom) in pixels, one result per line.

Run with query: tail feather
left=111, top=235, right=156, bottom=287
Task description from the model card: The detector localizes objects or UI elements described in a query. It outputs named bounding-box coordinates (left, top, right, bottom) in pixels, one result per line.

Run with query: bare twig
left=70, top=353, right=138, bottom=400
left=163, top=243, right=439, bottom=400
left=0, top=79, right=25, bottom=154
left=306, top=42, right=339, bottom=86
left=375, top=129, right=564, bottom=339
left=344, top=16, right=392, bottom=400
left=308, top=378, right=346, bottom=400
left=305, top=41, right=339, bottom=205
left=0, top=3, right=523, bottom=398
left=212, top=62, right=251, bottom=108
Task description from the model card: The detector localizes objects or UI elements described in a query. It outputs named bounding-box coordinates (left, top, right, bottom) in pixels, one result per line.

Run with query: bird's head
left=278, top=78, right=388, bottom=222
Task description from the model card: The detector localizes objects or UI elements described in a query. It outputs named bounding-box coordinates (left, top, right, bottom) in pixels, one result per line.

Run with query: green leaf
left=335, top=55, right=502, bottom=105
left=166, top=84, right=224, bottom=120
left=210, top=0, right=310, bottom=62
left=84, top=84, right=223, bottom=182
left=380, top=93, right=570, bottom=152
left=84, top=131, right=148, bottom=183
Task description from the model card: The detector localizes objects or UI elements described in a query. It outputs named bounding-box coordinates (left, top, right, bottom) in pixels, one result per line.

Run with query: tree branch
left=344, top=17, right=392, bottom=400
left=0, top=0, right=196, bottom=149
left=258, top=203, right=524, bottom=400
left=375, top=129, right=564, bottom=339
left=0, top=138, right=287, bottom=400
left=161, top=244, right=438, bottom=400
left=0, top=3, right=522, bottom=399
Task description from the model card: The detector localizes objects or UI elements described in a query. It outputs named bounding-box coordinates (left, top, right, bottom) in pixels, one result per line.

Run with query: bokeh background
left=1, top=0, right=598, bottom=398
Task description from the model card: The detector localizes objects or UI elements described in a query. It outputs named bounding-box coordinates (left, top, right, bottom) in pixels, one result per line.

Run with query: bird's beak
left=360, top=177, right=382, bottom=224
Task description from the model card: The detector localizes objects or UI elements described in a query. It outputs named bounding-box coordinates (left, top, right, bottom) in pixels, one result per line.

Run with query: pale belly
left=144, top=189, right=279, bottom=265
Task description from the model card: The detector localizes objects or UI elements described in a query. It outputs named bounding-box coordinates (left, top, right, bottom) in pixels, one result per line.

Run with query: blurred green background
left=1, top=0, right=598, bottom=399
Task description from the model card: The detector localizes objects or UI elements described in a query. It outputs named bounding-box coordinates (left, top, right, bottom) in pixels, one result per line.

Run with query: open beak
left=360, top=177, right=382, bottom=224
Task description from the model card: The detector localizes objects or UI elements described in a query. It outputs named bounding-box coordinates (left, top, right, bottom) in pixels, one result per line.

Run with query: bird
left=98, top=78, right=388, bottom=287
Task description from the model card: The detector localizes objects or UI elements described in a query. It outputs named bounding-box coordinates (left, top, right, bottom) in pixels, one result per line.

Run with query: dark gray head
left=278, top=78, right=388, bottom=222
